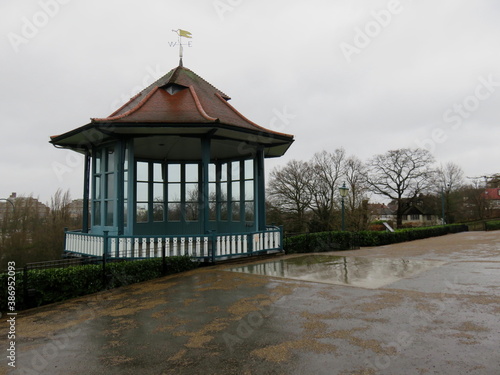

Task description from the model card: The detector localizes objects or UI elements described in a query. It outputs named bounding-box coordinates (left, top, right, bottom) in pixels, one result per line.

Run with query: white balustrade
left=65, top=228, right=282, bottom=260
left=173, top=238, right=178, bottom=256
left=180, top=237, right=186, bottom=256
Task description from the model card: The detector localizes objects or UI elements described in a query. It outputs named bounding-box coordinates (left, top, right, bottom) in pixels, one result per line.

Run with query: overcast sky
left=1, top=0, right=499, bottom=204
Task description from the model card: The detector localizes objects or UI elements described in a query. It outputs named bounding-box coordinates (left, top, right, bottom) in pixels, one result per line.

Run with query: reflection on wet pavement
left=225, top=255, right=444, bottom=289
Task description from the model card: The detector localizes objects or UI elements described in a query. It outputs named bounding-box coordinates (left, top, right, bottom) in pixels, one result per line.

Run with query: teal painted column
left=127, top=141, right=135, bottom=236
left=239, top=160, right=245, bottom=224
left=201, top=137, right=211, bottom=234
left=256, top=148, right=266, bottom=231
left=82, top=149, right=91, bottom=233
left=116, top=140, right=125, bottom=235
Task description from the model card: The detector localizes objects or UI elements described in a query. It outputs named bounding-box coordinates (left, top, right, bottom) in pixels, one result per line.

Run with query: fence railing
left=64, top=226, right=283, bottom=262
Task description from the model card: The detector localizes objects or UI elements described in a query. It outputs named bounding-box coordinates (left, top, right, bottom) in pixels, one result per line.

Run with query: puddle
left=225, top=255, right=444, bottom=289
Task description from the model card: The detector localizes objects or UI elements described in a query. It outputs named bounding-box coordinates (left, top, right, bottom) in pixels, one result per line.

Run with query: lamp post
left=440, top=187, right=445, bottom=225
left=0, top=198, right=14, bottom=209
left=440, top=184, right=449, bottom=225
left=339, top=182, right=349, bottom=231
left=0, top=198, right=15, bottom=241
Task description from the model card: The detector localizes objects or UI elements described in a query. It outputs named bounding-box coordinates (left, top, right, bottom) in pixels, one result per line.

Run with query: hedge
left=284, top=224, right=468, bottom=254
left=0, top=256, right=198, bottom=311
left=485, top=220, right=500, bottom=231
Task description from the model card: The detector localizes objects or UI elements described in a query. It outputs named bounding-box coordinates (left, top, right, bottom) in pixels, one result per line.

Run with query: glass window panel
left=220, top=183, right=227, bottom=202
left=209, top=183, right=217, bottom=201
left=123, top=202, right=128, bottom=227
left=106, top=147, right=115, bottom=171
left=186, top=164, right=198, bottom=182
left=209, top=164, right=216, bottom=182
left=220, top=202, right=228, bottom=221
left=95, top=176, right=101, bottom=200
left=137, top=161, right=149, bottom=181
left=232, top=161, right=240, bottom=181
left=153, top=163, right=163, bottom=182
left=209, top=202, right=216, bottom=221
left=245, top=180, right=254, bottom=200
left=93, top=202, right=101, bottom=226
left=137, top=182, right=149, bottom=201
left=186, top=183, right=199, bottom=202
left=245, top=159, right=254, bottom=180
left=185, top=202, right=198, bottom=221
left=232, top=181, right=240, bottom=201
left=168, top=203, right=181, bottom=221
left=168, top=183, right=181, bottom=202
left=106, top=173, right=114, bottom=199
left=153, top=183, right=164, bottom=202
left=168, top=164, right=181, bottom=182
left=136, top=203, right=148, bottom=223
left=232, top=201, right=240, bottom=221
left=220, top=163, right=228, bottom=182
left=95, top=151, right=102, bottom=173
left=124, top=171, right=128, bottom=200
left=153, top=202, right=164, bottom=222
left=245, top=202, right=255, bottom=221
left=105, top=201, right=114, bottom=226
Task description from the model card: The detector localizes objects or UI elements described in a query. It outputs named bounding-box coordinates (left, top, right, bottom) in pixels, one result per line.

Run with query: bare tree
left=458, top=183, right=488, bottom=221
left=268, top=149, right=370, bottom=232
left=268, top=160, right=312, bottom=232
left=366, top=148, right=436, bottom=228
left=50, top=189, right=72, bottom=223
left=436, top=162, right=465, bottom=223
left=308, top=149, right=346, bottom=232
left=0, top=190, right=79, bottom=269
left=344, top=155, right=369, bottom=230
left=436, top=162, right=464, bottom=192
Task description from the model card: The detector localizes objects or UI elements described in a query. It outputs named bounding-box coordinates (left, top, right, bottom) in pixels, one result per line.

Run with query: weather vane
left=172, top=29, right=192, bottom=66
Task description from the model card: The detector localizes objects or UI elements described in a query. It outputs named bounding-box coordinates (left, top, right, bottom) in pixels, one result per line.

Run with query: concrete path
left=2, top=231, right=500, bottom=375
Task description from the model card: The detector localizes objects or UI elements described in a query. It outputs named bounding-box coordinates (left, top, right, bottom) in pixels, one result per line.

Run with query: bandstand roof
left=50, top=66, right=294, bottom=160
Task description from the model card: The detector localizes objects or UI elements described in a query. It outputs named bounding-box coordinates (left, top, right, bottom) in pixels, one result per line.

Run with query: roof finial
left=172, top=29, right=193, bottom=67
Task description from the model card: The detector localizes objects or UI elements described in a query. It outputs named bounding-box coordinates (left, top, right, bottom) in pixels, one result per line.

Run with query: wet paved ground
left=2, top=231, right=500, bottom=375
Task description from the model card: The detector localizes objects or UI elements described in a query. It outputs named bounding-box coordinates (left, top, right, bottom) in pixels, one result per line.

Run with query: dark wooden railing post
left=248, top=233, right=254, bottom=257
left=211, top=232, right=216, bottom=264
left=63, top=227, right=68, bottom=252
left=23, top=265, right=28, bottom=310
left=102, top=231, right=109, bottom=288
left=279, top=225, right=284, bottom=252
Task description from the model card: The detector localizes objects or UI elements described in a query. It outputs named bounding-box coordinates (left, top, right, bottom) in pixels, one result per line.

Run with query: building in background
left=0, top=192, right=50, bottom=223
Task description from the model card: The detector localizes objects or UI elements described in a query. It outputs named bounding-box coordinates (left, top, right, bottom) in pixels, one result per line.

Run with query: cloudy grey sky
left=1, top=0, right=499, bottom=204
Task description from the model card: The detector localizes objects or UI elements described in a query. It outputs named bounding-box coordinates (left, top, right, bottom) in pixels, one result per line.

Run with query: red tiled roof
left=50, top=65, right=294, bottom=158
left=90, top=66, right=292, bottom=138
left=484, top=188, right=500, bottom=200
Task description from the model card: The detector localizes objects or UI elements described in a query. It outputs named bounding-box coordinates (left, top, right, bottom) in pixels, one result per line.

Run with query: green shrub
left=0, top=256, right=198, bottom=311
left=284, top=231, right=360, bottom=254
left=284, top=224, right=468, bottom=254
left=485, top=220, right=500, bottom=231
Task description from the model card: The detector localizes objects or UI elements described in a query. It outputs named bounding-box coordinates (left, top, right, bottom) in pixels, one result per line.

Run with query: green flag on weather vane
left=172, top=29, right=193, bottom=66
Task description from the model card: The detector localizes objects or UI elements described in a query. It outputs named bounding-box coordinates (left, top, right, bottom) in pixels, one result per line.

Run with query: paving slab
left=1, top=231, right=499, bottom=375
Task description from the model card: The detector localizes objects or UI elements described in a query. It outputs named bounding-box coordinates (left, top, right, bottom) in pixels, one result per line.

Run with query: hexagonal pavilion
left=50, top=65, right=294, bottom=261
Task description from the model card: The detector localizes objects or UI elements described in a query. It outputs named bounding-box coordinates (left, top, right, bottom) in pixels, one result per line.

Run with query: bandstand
left=50, top=64, right=294, bottom=261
